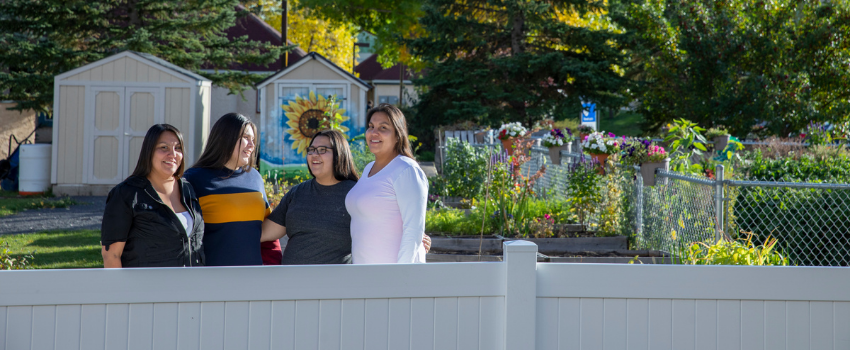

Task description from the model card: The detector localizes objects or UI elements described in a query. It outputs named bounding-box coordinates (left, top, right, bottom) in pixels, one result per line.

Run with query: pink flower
left=544, top=214, right=551, bottom=220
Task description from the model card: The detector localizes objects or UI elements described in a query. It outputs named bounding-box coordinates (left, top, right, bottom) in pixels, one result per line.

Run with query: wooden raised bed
left=426, top=234, right=674, bottom=263
left=428, top=235, right=628, bottom=255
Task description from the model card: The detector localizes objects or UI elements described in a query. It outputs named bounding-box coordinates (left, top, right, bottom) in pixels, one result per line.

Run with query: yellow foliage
left=254, top=0, right=359, bottom=72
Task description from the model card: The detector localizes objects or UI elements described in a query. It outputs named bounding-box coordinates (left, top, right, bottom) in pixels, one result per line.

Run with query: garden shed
left=51, top=51, right=211, bottom=196
left=255, top=52, right=371, bottom=175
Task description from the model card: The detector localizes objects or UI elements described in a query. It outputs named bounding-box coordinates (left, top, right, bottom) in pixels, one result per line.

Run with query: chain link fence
left=440, top=140, right=850, bottom=266
left=635, top=169, right=850, bottom=266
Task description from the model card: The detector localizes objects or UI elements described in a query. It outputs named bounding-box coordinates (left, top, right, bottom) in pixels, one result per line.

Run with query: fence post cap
left=503, top=240, right=538, bottom=252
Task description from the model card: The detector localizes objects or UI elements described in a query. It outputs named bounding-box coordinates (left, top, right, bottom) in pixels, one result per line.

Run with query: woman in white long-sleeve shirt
left=345, top=103, right=429, bottom=264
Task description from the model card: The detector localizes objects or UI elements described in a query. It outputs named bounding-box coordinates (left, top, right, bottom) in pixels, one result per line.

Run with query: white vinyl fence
left=2, top=241, right=849, bottom=350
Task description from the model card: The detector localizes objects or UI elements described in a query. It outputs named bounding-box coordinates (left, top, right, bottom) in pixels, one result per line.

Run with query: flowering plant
left=497, top=122, right=528, bottom=140
left=581, top=131, right=622, bottom=155
left=527, top=214, right=556, bottom=238
left=541, top=128, right=574, bottom=147
left=576, top=124, right=595, bottom=135
left=621, top=138, right=668, bottom=165
left=802, top=121, right=845, bottom=146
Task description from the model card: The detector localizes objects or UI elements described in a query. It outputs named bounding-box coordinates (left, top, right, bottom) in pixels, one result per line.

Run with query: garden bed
left=426, top=248, right=673, bottom=264
left=428, top=235, right=629, bottom=255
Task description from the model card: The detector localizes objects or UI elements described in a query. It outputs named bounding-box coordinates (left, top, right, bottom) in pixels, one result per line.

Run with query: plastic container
left=18, top=144, right=52, bottom=195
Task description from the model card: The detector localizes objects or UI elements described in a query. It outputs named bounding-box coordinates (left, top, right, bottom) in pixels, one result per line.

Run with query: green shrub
left=742, top=151, right=850, bottom=182
left=349, top=138, right=375, bottom=174
left=438, top=139, right=489, bottom=199
left=425, top=198, right=572, bottom=236
left=676, top=234, right=789, bottom=266
left=566, top=158, right=602, bottom=227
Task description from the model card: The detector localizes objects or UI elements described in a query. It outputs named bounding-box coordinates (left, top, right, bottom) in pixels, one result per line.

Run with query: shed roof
left=54, top=51, right=211, bottom=83
left=132, top=51, right=211, bottom=82
left=256, top=52, right=371, bottom=90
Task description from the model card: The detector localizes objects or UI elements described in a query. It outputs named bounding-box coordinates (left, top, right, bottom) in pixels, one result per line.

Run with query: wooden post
left=281, top=0, right=288, bottom=68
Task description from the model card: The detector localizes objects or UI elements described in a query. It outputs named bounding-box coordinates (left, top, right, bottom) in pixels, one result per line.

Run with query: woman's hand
left=261, top=219, right=287, bottom=242
left=102, top=242, right=125, bottom=268
left=422, top=234, right=431, bottom=253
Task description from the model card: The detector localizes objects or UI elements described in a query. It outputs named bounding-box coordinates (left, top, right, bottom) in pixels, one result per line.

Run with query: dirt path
left=0, top=196, right=106, bottom=235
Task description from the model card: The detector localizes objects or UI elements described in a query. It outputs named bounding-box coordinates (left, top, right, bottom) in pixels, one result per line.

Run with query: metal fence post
left=634, top=166, right=644, bottom=247
left=714, top=164, right=725, bottom=241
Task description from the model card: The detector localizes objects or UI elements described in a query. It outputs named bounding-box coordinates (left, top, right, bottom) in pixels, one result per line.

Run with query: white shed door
left=125, top=88, right=161, bottom=176
left=88, top=87, right=125, bottom=184
left=86, top=87, right=162, bottom=184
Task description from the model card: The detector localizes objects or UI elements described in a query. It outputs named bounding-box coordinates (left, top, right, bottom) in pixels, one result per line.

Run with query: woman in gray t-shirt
left=261, top=130, right=359, bottom=264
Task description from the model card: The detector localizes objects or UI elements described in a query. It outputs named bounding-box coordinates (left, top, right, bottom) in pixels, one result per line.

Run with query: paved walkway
left=0, top=196, right=106, bottom=235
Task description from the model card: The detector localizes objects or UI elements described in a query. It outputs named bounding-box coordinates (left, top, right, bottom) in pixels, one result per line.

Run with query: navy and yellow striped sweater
left=183, top=167, right=273, bottom=266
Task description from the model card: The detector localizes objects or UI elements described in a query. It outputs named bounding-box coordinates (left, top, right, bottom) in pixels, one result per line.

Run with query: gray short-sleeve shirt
left=268, top=179, right=356, bottom=264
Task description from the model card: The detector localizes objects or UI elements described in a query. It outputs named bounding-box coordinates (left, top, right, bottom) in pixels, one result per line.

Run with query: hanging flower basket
left=590, top=153, right=609, bottom=173
left=496, top=122, right=528, bottom=156
left=548, top=144, right=571, bottom=165
left=541, top=128, right=574, bottom=165
left=713, top=135, right=730, bottom=152
left=639, top=158, right=670, bottom=186
left=501, top=138, right=516, bottom=155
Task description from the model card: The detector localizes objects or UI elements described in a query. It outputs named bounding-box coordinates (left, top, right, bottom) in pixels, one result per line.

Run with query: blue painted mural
left=259, top=90, right=363, bottom=176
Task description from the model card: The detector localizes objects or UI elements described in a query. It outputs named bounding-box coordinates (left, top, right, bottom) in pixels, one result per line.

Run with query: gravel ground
left=0, top=196, right=106, bottom=235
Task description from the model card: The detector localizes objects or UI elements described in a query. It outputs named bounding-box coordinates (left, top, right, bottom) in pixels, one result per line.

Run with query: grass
left=600, top=111, right=646, bottom=137
left=1, top=230, right=102, bottom=269
left=0, top=194, right=76, bottom=217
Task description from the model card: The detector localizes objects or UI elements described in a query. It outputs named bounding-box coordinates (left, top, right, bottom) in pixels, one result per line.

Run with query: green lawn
left=0, top=192, right=76, bottom=217
left=1, top=230, right=102, bottom=269
left=600, top=111, right=646, bottom=137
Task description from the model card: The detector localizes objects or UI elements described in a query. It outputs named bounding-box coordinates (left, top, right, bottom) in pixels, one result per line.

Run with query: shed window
left=378, top=96, right=398, bottom=105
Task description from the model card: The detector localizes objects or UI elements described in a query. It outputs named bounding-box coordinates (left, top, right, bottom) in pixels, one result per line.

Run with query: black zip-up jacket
left=101, top=175, right=205, bottom=267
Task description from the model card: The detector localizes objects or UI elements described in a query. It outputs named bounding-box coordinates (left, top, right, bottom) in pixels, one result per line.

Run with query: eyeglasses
left=306, top=146, right=333, bottom=155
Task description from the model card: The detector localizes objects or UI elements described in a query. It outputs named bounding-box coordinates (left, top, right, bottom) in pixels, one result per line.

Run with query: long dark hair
left=308, top=130, right=359, bottom=182
left=131, top=124, right=185, bottom=179
left=192, top=113, right=257, bottom=171
left=366, top=103, right=415, bottom=159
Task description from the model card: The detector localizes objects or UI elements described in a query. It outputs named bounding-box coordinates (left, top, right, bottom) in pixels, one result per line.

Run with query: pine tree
left=0, top=0, right=289, bottom=114
left=407, top=0, right=627, bottom=128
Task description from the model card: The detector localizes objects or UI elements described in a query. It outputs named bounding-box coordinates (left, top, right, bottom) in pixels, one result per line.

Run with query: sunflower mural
left=282, top=91, right=349, bottom=157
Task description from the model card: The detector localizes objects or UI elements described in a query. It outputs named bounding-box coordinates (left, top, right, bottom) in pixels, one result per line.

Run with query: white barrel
left=19, top=144, right=52, bottom=194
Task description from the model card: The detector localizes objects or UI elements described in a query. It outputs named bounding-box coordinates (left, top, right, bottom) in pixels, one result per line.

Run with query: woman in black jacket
left=100, top=124, right=204, bottom=267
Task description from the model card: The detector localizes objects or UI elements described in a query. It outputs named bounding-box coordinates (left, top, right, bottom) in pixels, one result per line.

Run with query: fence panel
left=730, top=178, right=850, bottom=266
left=636, top=170, right=717, bottom=253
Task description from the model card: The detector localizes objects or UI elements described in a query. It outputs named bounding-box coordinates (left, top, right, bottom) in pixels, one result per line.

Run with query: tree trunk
left=128, top=0, right=140, bottom=27
left=511, top=11, right=524, bottom=55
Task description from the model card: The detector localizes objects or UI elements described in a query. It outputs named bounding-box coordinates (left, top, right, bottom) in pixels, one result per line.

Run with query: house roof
left=354, top=54, right=416, bottom=83
left=201, top=5, right=307, bottom=72
left=354, top=54, right=384, bottom=81
left=256, top=52, right=371, bottom=90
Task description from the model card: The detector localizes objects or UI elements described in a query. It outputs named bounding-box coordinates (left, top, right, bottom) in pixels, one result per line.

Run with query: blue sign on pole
left=581, top=103, right=596, bottom=122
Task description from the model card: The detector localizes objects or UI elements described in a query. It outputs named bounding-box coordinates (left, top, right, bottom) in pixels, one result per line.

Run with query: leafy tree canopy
left=407, top=0, right=628, bottom=129
left=0, top=0, right=290, bottom=114
left=247, top=0, right=359, bottom=72
left=611, top=0, right=850, bottom=137
left=292, top=0, right=426, bottom=67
